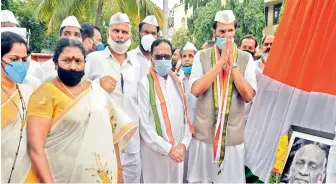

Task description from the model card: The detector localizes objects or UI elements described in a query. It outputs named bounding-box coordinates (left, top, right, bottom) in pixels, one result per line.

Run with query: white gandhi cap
left=0, top=27, right=27, bottom=40
left=60, top=16, right=81, bottom=29
left=214, top=10, right=236, bottom=24
left=183, top=41, right=197, bottom=52
left=141, top=15, right=159, bottom=27
left=109, top=12, right=130, bottom=25
left=1, top=10, right=19, bottom=25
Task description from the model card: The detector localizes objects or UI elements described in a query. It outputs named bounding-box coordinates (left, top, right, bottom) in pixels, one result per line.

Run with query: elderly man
left=240, top=34, right=258, bottom=60
left=41, top=16, right=82, bottom=81
left=138, top=39, right=193, bottom=183
left=289, top=144, right=327, bottom=184
left=1, top=10, right=45, bottom=87
left=84, top=12, right=142, bottom=183
left=128, top=15, right=159, bottom=78
left=188, top=10, right=257, bottom=183
left=256, top=35, right=274, bottom=76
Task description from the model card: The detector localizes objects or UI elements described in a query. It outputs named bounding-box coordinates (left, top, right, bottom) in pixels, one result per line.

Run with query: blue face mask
left=1, top=60, right=29, bottom=84
left=216, top=37, right=226, bottom=50
left=154, top=60, right=172, bottom=77
left=96, top=43, right=105, bottom=51
left=182, top=65, right=192, bottom=74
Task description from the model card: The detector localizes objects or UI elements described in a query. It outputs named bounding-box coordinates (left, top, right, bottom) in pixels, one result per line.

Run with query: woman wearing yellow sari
left=1, top=32, right=33, bottom=183
left=24, top=38, right=137, bottom=183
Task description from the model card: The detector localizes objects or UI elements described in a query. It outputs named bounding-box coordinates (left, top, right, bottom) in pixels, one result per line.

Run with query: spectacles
left=154, top=54, right=172, bottom=60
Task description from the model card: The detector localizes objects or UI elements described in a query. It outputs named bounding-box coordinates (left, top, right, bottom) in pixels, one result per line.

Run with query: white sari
left=1, top=85, right=34, bottom=183
left=16, top=83, right=137, bottom=183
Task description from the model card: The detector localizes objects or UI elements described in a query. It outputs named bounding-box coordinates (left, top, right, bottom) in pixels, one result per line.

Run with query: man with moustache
left=84, top=12, right=142, bottom=183
left=256, top=35, right=274, bottom=77
left=240, top=34, right=258, bottom=60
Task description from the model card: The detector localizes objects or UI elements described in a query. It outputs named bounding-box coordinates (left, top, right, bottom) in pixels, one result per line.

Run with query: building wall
left=173, top=3, right=188, bottom=30
left=263, top=0, right=282, bottom=36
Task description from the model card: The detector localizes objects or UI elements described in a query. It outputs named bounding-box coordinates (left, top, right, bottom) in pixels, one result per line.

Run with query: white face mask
left=108, top=37, right=132, bottom=54
left=141, top=34, right=155, bottom=52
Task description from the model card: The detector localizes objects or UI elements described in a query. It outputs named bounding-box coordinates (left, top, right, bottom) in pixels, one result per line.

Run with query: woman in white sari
left=1, top=32, right=34, bottom=183
left=24, top=38, right=137, bottom=183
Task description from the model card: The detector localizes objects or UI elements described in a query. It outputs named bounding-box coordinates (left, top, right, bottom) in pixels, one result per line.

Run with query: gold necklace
left=58, top=79, right=84, bottom=98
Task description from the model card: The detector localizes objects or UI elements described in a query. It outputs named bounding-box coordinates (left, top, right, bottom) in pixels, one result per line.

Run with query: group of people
left=2, top=6, right=332, bottom=184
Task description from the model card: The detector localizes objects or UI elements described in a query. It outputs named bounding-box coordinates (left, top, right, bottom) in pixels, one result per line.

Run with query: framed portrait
left=280, top=126, right=334, bottom=184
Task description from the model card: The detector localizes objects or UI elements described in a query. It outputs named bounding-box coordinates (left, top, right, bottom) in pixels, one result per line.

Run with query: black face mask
left=57, top=66, right=85, bottom=87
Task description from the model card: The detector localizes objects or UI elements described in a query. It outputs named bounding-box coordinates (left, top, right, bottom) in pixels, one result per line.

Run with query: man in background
left=240, top=34, right=258, bottom=60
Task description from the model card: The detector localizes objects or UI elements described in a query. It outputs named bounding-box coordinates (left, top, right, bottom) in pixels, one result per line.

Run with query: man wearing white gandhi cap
left=1, top=10, right=46, bottom=87
left=188, top=10, right=257, bottom=183
left=177, top=41, right=198, bottom=183
left=1, top=10, right=19, bottom=27
left=41, top=15, right=82, bottom=82
left=85, top=12, right=143, bottom=183
left=128, top=15, right=159, bottom=78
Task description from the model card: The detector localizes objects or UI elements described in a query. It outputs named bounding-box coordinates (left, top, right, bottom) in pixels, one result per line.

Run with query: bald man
left=289, top=144, right=327, bottom=184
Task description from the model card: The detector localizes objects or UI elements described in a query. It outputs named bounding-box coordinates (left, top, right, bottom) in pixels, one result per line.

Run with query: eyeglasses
left=154, top=54, right=172, bottom=60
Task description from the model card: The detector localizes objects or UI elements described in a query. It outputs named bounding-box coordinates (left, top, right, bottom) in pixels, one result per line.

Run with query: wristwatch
left=229, top=63, right=238, bottom=69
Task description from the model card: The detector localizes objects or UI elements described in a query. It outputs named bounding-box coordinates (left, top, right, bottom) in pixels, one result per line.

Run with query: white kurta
left=188, top=48, right=257, bottom=183
left=85, top=47, right=142, bottom=183
left=40, top=58, right=57, bottom=81
left=23, top=60, right=45, bottom=87
left=128, top=47, right=151, bottom=78
left=180, top=74, right=197, bottom=183
left=138, top=74, right=192, bottom=183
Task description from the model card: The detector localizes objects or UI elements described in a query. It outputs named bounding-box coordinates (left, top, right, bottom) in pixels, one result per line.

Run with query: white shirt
left=138, top=73, right=192, bottom=155
left=85, top=47, right=142, bottom=153
left=190, top=48, right=258, bottom=91
left=23, top=59, right=44, bottom=87
left=128, top=47, right=151, bottom=78
left=180, top=73, right=197, bottom=124
left=40, top=59, right=57, bottom=81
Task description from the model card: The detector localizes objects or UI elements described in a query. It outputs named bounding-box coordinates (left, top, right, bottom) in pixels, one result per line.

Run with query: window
left=273, top=3, right=282, bottom=25
left=265, top=6, right=269, bottom=26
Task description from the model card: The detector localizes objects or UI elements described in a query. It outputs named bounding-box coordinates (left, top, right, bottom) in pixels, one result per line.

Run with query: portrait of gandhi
left=281, top=137, right=330, bottom=184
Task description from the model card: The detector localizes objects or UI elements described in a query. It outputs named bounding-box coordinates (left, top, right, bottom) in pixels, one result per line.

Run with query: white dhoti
left=141, top=139, right=184, bottom=183
left=121, top=151, right=142, bottom=183
left=187, top=138, right=245, bottom=183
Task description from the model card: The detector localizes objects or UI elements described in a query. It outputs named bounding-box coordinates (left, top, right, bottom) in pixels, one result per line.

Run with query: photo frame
left=280, top=126, right=334, bottom=184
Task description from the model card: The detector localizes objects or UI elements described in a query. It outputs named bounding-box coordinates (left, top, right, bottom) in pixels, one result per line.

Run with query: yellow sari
left=21, top=82, right=137, bottom=183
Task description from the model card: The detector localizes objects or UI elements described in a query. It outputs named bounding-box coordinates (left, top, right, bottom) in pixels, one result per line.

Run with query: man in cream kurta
left=138, top=39, right=192, bottom=183
left=128, top=15, right=158, bottom=78
left=85, top=13, right=142, bottom=183
left=188, top=10, right=257, bottom=183
left=179, top=41, right=198, bottom=183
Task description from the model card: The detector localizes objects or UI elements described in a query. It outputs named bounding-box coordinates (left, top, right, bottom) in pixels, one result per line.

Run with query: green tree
left=7, top=0, right=58, bottom=52
left=1, top=0, right=11, bottom=10
left=187, top=0, right=222, bottom=48
left=171, top=28, right=193, bottom=48
left=185, top=0, right=265, bottom=48
left=225, top=0, right=265, bottom=46
left=34, top=0, right=163, bottom=33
